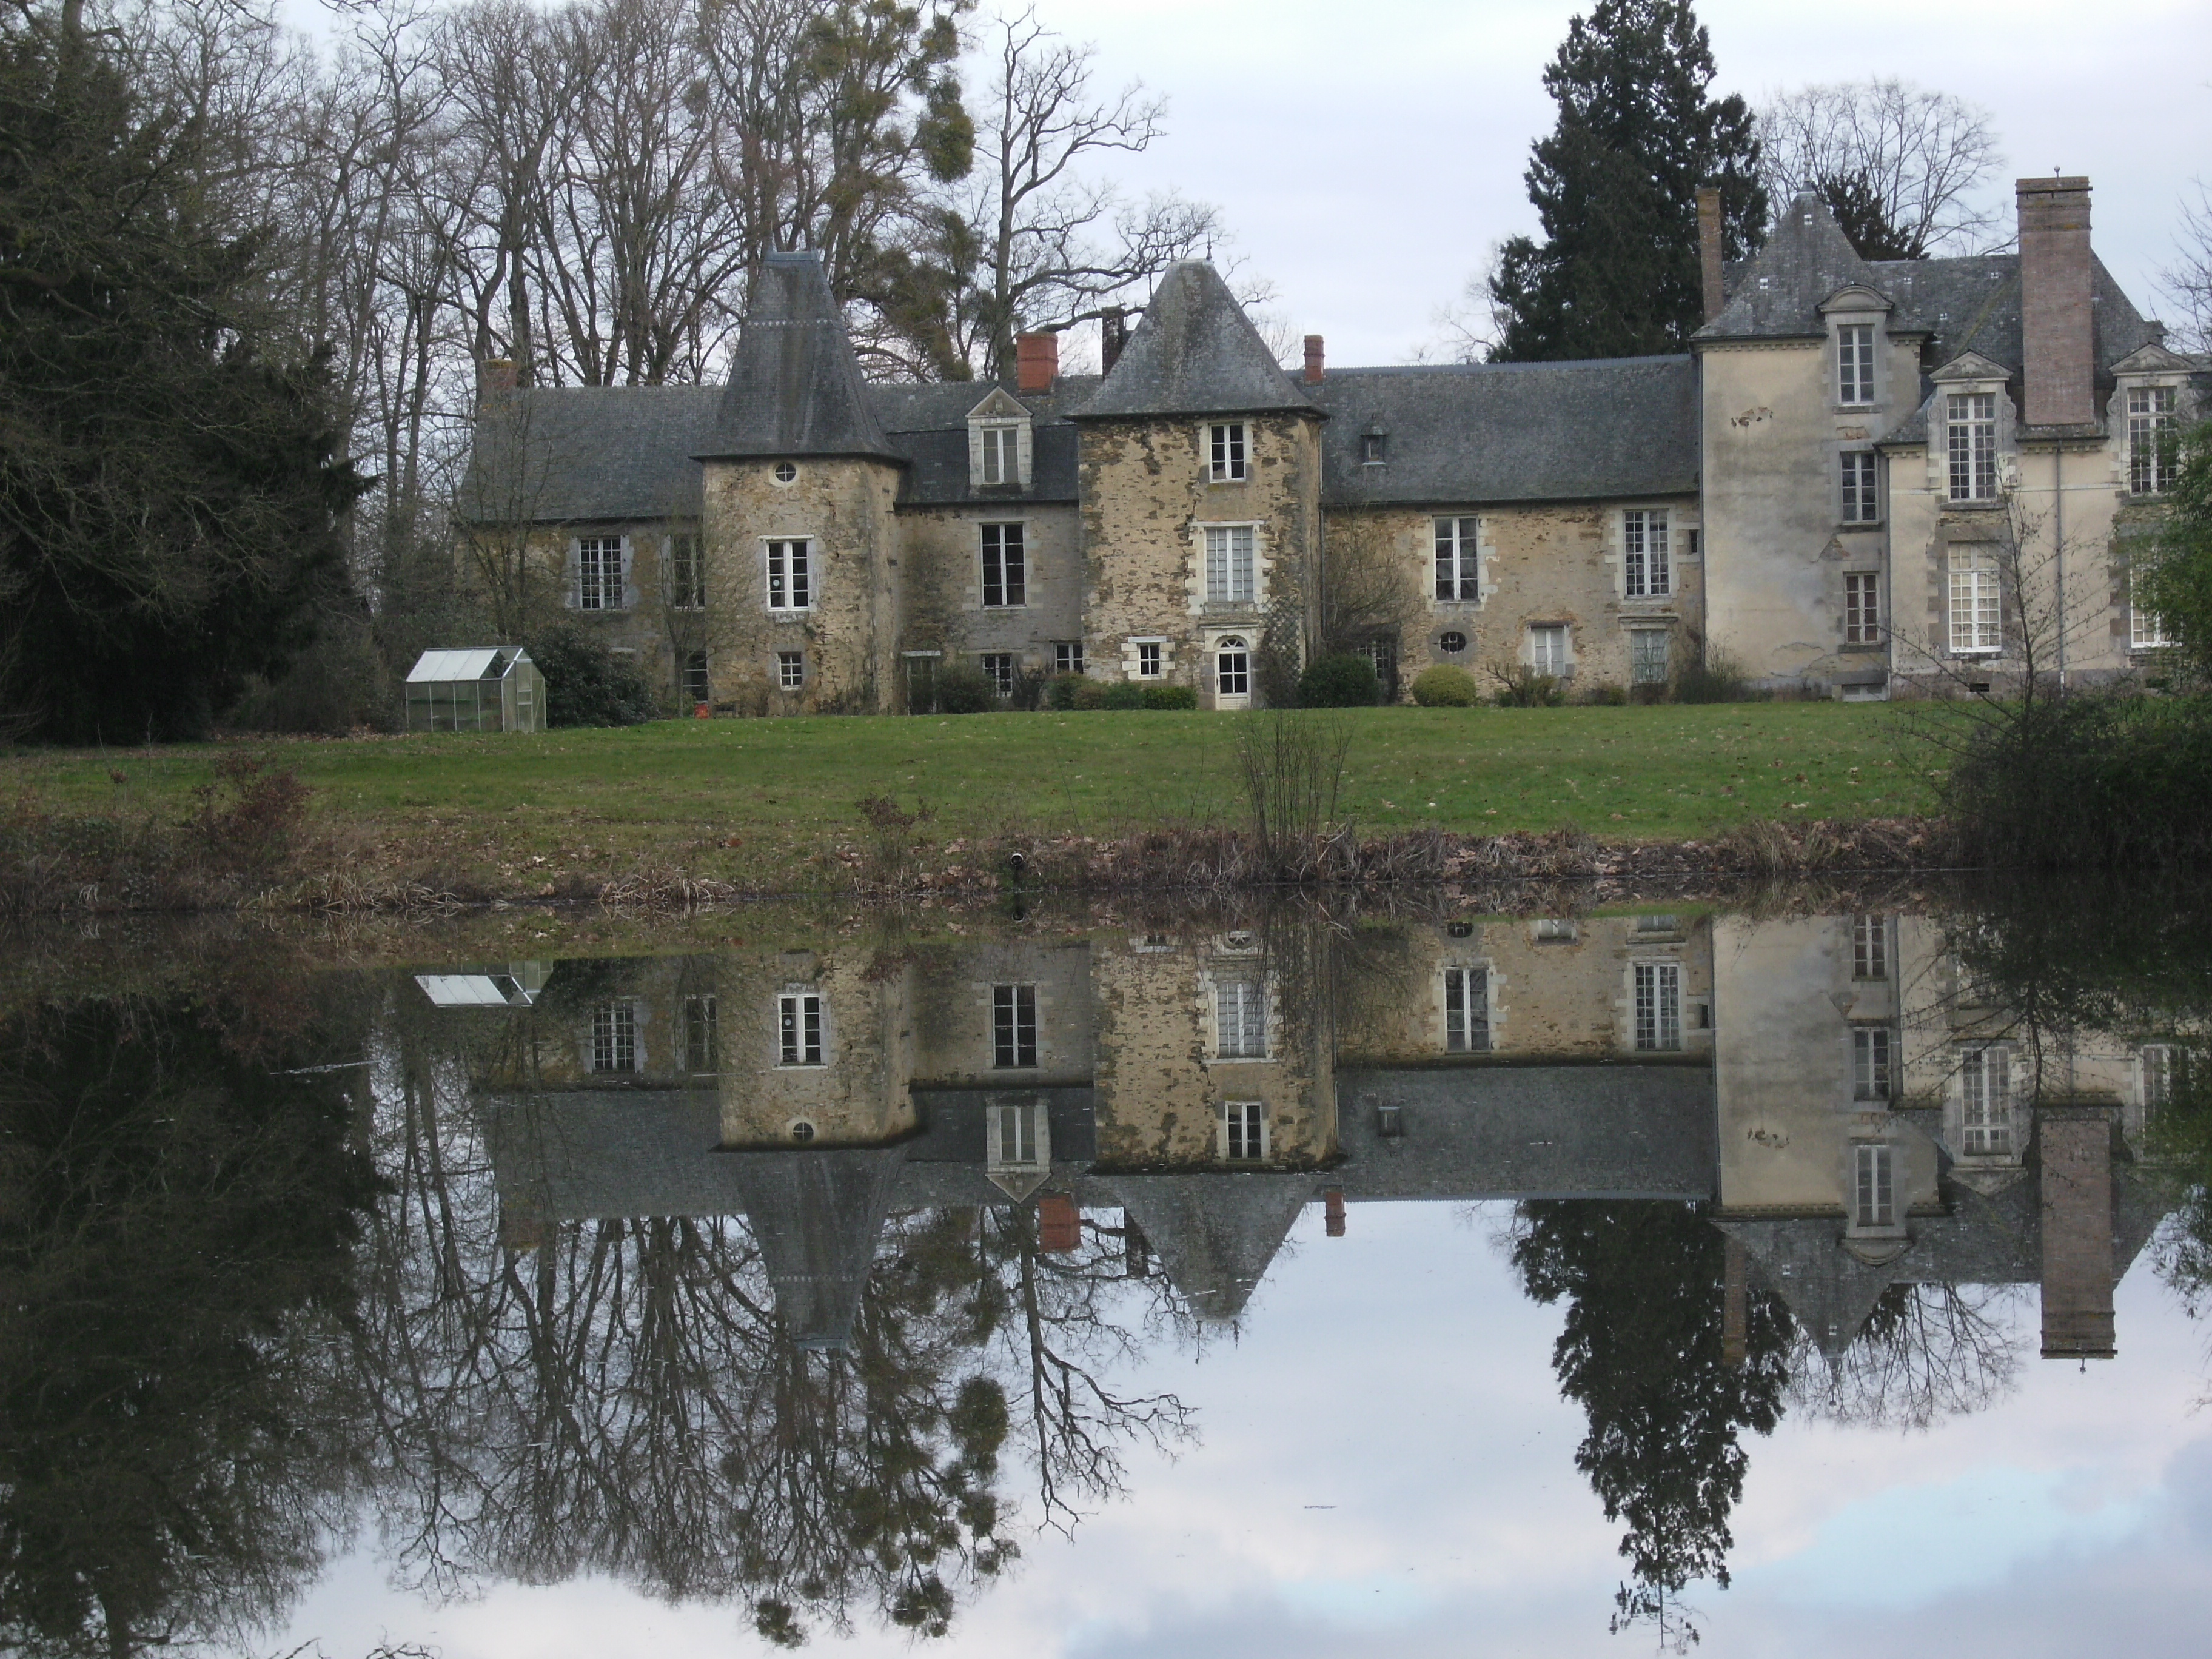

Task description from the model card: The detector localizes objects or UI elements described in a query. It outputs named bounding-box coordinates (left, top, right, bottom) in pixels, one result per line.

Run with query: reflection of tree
left=0, top=995, right=379, bottom=1659
left=1510, top=1202, right=1789, bottom=1653
left=1783, top=1283, right=2022, bottom=1431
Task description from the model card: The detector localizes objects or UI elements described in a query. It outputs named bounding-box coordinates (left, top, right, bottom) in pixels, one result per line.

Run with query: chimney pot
left=1303, top=333, right=1325, bottom=384
left=1696, top=188, right=1724, bottom=323
left=1015, top=331, right=1059, bottom=394
left=2017, top=176, right=2095, bottom=428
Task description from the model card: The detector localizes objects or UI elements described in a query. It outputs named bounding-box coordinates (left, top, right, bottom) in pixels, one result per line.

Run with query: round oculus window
left=1447, top=921, right=1474, bottom=938
left=788, top=1119, right=817, bottom=1143
left=773, top=461, right=798, bottom=484
left=1439, top=630, right=1468, bottom=654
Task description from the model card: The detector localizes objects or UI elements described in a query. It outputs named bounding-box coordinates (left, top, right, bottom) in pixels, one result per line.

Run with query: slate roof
left=721, top=1147, right=910, bottom=1350
left=873, top=377, right=1099, bottom=507
left=458, top=385, right=718, bottom=524
left=1104, top=1172, right=1317, bottom=1323
left=702, top=249, right=903, bottom=463
left=1076, top=260, right=1320, bottom=420
left=1311, top=358, right=1700, bottom=506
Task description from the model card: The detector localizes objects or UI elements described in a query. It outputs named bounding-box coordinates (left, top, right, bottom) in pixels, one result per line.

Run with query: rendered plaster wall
left=1089, top=928, right=1335, bottom=1168
left=907, top=940, right=1096, bottom=1087
left=1334, top=914, right=1715, bottom=1064
left=1078, top=412, right=1322, bottom=699
left=702, top=455, right=903, bottom=712
left=1329, top=499, right=1702, bottom=695
left=896, top=503, right=1085, bottom=671
left=716, top=950, right=917, bottom=1148
left=1700, top=336, right=1904, bottom=690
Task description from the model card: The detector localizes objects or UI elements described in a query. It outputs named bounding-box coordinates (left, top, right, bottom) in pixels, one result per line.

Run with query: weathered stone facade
left=464, top=181, right=2205, bottom=711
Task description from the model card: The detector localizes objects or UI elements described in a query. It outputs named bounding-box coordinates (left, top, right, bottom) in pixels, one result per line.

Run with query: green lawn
left=5, top=703, right=1939, bottom=886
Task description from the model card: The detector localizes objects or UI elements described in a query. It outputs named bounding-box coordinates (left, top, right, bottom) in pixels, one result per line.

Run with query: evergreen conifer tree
left=1488, top=0, right=1766, bottom=362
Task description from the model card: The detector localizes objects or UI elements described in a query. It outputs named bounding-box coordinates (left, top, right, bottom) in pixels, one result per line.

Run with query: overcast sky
left=994, top=0, right=2212, bottom=366
left=278, top=1201, right=2212, bottom=1658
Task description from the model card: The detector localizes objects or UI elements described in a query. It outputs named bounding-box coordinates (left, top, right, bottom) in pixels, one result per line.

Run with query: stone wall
left=895, top=503, right=1085, bottom=677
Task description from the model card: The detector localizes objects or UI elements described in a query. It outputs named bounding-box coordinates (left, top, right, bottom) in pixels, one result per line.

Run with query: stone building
left=463, top=176, right=2205, bottom=708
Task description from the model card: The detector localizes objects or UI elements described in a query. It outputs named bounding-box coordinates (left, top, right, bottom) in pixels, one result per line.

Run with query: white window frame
left=765, top=537, right=812, bottom=612
left=1433, top=516, right=1481, bottom=603
left=1837, top=322, right=1877, bottom=407
left=1948, top=546, right=2002, bottom=655
left=2140, top=1044, right=2176, bottom=1111
left=991, top=982, right=1038, bottom=1069
left=1853, top=1142, right=1895, bottom=1228
left=1845, top=571, right=1881, bottom=646
left=1629, top=628, right=1670, bottom=686
left=989, top=1098, right=1048, bottom=1169
left=1202, top=523, right=1259, bottom=605
left=2127, top=385, right=2179, bottom=496
left=1221, top=1099, right=1268, bottom=1162
left=980, top=521, right=1027, bottom=608
left=1852, top=914, right=1888, bottom=980
left=979, top=652, right=1017, bottom=697
left=682, top=650, right=711, bottom=706
left=1212, top=977, right=1269, bottom=1061
left=1443, top=964, right=1490, bottom=1053
left=1852, top=1025, right=1892, bottom=1101
left=668, top=532, right=705, bottom=610
left=1840, top=449, right=1879, bottom=525
left=1529, top=623, right=1569, bottom=676
left=1054, top=640, right=1085, bottom=675
left=1959, top=1044, right=2013, bottom=1155
left=776, top=649, right=804, bottom=690
left=1207, top=422, right=1249, bottom=483
left=777, top=990, right=825, bottom=1068
left=1214, top=635, right=1252, bottom=703
left=683, top=994, right=718, bottom=1073
left=1633, top=961, right=1681, bottom=1053
left=1623, top=509, right=1671, bottom=599
left=1134, top=640, right=1164, bottom=679
left=591, top=1000, right=639, bottom=1073
left=575, top=535, right=626, bottom=612
left=1946, top=392, right=2000, bottom=503
left=2132, top=560, right=2173, bottom=649
left=979, top=423, right=1019, bottom=486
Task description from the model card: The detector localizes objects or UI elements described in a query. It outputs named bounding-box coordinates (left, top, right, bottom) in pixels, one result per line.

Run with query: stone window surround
left=1846, top=1138, right=1905, bottom=1239
left=966, top=388, right=1034, bottom=489
left=1196, top=964, right=1277, bottom=1064
left=1186, top=518, right=1270, bottom=614
left=1205, top=420, right=1250, bottom=483
left=1200, top=626, right=1255, bottom=706
left=762, top=535, right=814, bottom=615
left=1835, top=445, right=1882, bottom=526
left=1943, top=540, right=2005, bottom=658
left=571, top=533, right=632, bottom=612
left=1121, top=635, right=1171, bottom=680
left=1526, top=619, right=1574, bottom=675
left=774, top=982, right=830, bottom=1068
left=1615, top=950, right=1712, bottom=1054
left=1923, top=371, right=2016, bottom=504
left=976, top=518, right=1029, bottom=610
left=987, top=1097, right=1050, bottom=1172
left=2113, top=374, right=2188, bottom=497
left=1438, top=956, right=1505, bottom=1053
left=1818, top=287, right=1894, bottom=413
left=1606, top=503, right=1699, bottom=606
left=666, top=529, right=706, bottom=610
left=582, top=997, right=645, bottom=1074
left=1218, top=1099, right=1269, bottom=1162
left=1429, top=513, right=1495, bottom=609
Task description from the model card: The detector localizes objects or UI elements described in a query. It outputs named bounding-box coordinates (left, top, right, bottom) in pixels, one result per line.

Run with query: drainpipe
left=2054, top=447, right=2067, bottom=695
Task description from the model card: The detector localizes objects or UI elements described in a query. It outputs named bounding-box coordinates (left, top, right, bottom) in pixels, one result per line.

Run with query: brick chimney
left=2017, top=176, right=2096, bottom=428
left=2038, top=1107, right=2117, bottom=1359
left=1303, top=334, right=1326, bottom=384
left=1697, top=188, right=1724, bottom=323
left=1037, top=1192, right=1079, bottom=1252
left=479, top=357, right=518, bottom=397
left=1016, top=330, right=1059, bottom=394
left=1100, top=307, right=1128, bottom=374
left=1323, top=1187, right=1346, bottom=1237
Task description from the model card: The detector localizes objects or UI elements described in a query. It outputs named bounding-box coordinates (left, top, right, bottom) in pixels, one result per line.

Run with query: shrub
left=1410, top=664, right=1480, bottom=707
left=1298, top=653, right=1379, bottom=707
left=935, top=664, right=995, bottom=714
left=1580, top=680, right=1628, bottom=706
left=1488, top=664, right=1563, bottom=708
left=527, top=626, right=659, bottom=727
left=1672, top=646, right=1760, bottom=705
left=1071, top=678, right=1109, bottom=709
left=1044, top=674, right=1087, bottom=710
left=1142, top=684, right=1198, bottom=710
left=1101, top=682, right=1145, bottom=710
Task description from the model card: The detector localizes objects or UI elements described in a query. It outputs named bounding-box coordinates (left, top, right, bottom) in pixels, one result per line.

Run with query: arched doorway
left=1215, top=635, right=1251, bottom=708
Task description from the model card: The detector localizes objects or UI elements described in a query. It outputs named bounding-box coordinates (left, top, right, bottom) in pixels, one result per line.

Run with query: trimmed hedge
left=1298, top=653, right=1379, bottom=707
left=1410, top=664, right=1480, bottom=707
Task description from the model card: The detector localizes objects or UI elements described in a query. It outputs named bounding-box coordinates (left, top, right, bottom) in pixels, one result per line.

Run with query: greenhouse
left=404, top=647, right=546, bottom=733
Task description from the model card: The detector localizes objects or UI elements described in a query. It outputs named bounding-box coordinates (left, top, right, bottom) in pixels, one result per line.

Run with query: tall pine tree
left=1488, top=0, right=1765, bottom=362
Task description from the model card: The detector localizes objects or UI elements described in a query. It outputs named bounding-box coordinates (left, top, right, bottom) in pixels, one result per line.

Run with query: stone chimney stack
left=1697, top=187, right=1725, bottom=323
left=1015, top=331, right=1059, bottom=394
left=479, top=357, right=518, bottom=398
left=1721, top=1233, right=1749, bottom=1369
left=1303, top=334, right=1326, bottom=385
left=1100, top=307, right=1128, bottom=374
left=2017, top=176, right=2096, bottom=428
left=2039, top=1107, right=2117, bottom=1359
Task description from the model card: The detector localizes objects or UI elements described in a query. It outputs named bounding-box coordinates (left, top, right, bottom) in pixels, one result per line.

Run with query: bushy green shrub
left=1298, top=653, right=1379, bottom=707
left=1071, top=678, right=1109, bottom=710
left=1580, top=680, right=1628, bottom=706
left=528, top=625, right=658, bottom=726
left=935, top=664, right=995, bottom=714
left=1101, top=682, right=1145, bottom=709
left=1045, top=674, right=1087, bottom=710
left=1672, top=647, right=1760, bottom=705
left=1410, top=664, right=1480, bottom=707
left=1142, top=684, right=1198, bottom=710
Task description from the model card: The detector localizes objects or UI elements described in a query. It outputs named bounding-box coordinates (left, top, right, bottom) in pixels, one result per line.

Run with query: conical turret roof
left=1695, top=191, right=1877, bottom=342
left=1076, top=261, right=1319, bottom=420
left=1107, top=1172, right=1317, bottom=1323
left=703, top=250, right=903, bottom=462
left=725, top=1145, right=908, bottom=1350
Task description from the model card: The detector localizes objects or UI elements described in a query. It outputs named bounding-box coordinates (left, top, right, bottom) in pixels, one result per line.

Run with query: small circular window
left=1439, top=630, right=1468, bottom=655
left=773, top=461, right=798, bottom=484
left=1447, top=921, right=1474, bottom=939
left=788, top=1119, right=817, bottom=1143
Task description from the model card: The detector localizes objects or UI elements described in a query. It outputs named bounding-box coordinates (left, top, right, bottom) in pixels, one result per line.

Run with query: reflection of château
left=447, top=910, right=2165, bottom=1356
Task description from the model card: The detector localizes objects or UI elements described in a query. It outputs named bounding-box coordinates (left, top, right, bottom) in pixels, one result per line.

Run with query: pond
left=4, top=879, right=2208, bottom=1657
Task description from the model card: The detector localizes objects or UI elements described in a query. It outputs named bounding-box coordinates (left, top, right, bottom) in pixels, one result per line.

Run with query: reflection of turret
left=1105, top=1173, right=1317, bottom=1322
left=722, top=1148, right=910, bottom=1350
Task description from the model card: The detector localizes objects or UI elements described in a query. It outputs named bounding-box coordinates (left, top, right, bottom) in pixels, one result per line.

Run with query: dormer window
left=1946, top=392, right=1999, bottom=501
left=966, top=389, right=1033, bottom=489
left=1361, top=426, right=1387, bottom=466
left=1837, top=323, right=1875, bottom=406
left=1208, top=422, right=1248, bottom=482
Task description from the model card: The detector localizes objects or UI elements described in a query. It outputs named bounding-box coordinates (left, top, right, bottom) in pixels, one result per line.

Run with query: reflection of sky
left=277, top=1203, right=2212, bottom=1658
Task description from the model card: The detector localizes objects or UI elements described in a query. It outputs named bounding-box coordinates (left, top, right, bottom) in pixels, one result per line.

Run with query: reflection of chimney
left=1697, top=187, right=1724, bottom=323
left=2017, top=176, right=2096, bottom=428
left=1721, top=1234, right=1748, bottom=1368
left=1303, top=334, right=1326, bottom=385
left=1100, top=307, right=1128, bottom=374
left=1016, top=331, right=1059, bottom=394
left=1324, top=1188, right=1346, bottom=1237
left=498, top=1201, right=544, bottom=1254
left=479, top=357, right=518, bottom=405
left=2039, top=1107, right=2117, bottom=1359
left=1038, top=1192, right=1080, bottom=1252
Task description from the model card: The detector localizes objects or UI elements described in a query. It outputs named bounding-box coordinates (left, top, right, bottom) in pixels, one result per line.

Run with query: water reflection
left=2, top=885, right=2205, bottom=1655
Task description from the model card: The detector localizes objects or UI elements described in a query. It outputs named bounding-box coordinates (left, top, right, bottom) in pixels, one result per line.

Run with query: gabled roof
left=1312, top=358, right=1700, bottom=506
left=1076, top=261, right=1319, bottom=420
left=1105, top=1172, right=1316, bottom=1323
left=702, top=250, right=903, bottom=463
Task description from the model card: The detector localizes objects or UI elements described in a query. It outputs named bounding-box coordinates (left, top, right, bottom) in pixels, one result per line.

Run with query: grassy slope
left=4, top=703, right=1937, bottom=886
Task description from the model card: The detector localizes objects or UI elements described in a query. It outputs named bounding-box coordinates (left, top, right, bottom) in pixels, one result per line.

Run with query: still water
left=5, top=883, right=2210, bottom=1658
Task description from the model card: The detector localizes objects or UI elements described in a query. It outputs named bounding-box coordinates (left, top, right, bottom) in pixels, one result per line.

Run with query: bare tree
left=2159, top=182, right=2212, bottom=354
left=1783, top=1282, right=2022, bottom=1430
left=1757, top=78, right=2005, bottom=258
